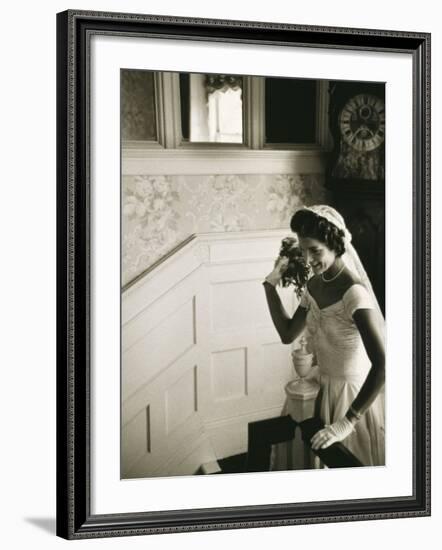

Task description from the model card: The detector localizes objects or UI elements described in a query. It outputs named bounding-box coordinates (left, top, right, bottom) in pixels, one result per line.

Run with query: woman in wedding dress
left=263, top=205, right=385, bottom=466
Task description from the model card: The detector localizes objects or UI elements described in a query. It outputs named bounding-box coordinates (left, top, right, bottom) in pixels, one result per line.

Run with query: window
left=180, top=73, right=244, bottom=144
left=121, top=70, right=326, bottom=150
left=264, top=77, right=317, bottom=145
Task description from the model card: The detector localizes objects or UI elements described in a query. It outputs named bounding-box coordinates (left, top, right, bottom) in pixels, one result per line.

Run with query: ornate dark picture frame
left=56, top=9, right=431, bottom=540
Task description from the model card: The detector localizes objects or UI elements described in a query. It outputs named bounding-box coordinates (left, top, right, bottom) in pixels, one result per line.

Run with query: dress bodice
left=300, top=284, right=376, bottom=383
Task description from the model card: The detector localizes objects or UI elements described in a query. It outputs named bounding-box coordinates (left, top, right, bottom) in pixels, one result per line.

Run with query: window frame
left=121, top=72, right=330, bottom=176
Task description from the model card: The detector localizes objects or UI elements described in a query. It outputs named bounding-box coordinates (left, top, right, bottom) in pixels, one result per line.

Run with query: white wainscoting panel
left=122, top=229, right=300, bottom=477
left=122, top=406, right=150, bottom=473
left=211, top=348, right=248, bottom=402
left=210, top=279, right=270, bottom=331
left=122, top=296, right=196, bottom=402
left=165, top=365, right=198, bottom=435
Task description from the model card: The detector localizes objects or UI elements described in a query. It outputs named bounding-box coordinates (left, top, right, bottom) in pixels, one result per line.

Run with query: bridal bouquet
left=278, top=237, right=311, bottom=298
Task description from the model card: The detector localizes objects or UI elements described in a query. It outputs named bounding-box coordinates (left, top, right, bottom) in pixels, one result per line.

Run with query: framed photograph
left=56, top=9, right=431, bottom=539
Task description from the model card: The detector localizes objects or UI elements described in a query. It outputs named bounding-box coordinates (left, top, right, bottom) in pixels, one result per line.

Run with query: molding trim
left=122, top=148, right=327, bottom=175
left=123, top=228, right=289, bottom=298
left=317, top=80, right=333, bottom=150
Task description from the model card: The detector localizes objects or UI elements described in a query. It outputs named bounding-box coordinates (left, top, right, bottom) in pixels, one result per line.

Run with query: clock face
left=339, top=94, right=385, bottom=152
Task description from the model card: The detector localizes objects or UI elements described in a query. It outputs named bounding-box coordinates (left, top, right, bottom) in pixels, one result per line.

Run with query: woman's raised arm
left=262, top=281, right=307, bottom=344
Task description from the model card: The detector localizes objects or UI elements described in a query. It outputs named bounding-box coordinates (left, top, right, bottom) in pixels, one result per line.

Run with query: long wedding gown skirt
left=300, top=283, right=385, bottom=467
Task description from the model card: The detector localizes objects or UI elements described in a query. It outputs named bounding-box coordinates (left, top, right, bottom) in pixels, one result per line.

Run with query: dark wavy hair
left=290, top=209, right=346, bottom=257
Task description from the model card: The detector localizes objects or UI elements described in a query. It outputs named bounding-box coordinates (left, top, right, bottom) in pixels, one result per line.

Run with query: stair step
left=198, top=453, right=247, bottom=475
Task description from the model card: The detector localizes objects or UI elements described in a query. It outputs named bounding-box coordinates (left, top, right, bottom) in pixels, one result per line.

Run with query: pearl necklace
left=321, top=264, right=345, bottom=283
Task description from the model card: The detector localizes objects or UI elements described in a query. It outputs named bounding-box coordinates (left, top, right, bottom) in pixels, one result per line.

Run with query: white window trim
left=122, top=74, right=330, bottom=176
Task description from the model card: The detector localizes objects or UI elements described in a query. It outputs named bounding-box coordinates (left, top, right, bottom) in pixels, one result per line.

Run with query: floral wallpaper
left=122, top=173, right=326, bottom=286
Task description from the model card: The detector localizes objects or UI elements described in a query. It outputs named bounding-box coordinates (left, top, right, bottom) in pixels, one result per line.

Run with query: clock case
left=326, top=81, right=386, bottom=314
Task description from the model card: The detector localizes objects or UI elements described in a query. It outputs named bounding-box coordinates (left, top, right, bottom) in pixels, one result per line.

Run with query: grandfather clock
left=326, top=81, right=386, bottom=314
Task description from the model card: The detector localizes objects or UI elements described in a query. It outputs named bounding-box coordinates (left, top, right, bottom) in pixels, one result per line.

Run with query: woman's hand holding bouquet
left=264, top=236, right=311, bottom=298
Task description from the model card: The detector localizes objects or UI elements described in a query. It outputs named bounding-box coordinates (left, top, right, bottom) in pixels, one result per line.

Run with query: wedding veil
left=301, top=204, right=384, bottom=321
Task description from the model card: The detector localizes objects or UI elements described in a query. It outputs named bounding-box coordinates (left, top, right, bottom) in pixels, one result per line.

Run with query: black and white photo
left=121, top=70, right=386, bottom=478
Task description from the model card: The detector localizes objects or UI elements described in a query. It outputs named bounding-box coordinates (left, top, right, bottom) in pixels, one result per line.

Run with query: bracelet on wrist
left=347, top=405, right=362, bottom=423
